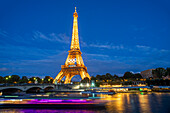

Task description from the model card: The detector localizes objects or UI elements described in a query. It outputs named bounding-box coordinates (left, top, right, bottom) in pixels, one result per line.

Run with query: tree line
left=0, top=67, right=169, bottom=85
left=0, top=75, right=53, bottom=84
left=81, top=67, right=170, bottom=86
left=152, top=67, right=170, bottom=78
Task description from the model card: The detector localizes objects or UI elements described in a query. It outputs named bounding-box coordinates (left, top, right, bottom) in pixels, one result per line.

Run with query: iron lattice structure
left=53, top=7, right=90, bottom=84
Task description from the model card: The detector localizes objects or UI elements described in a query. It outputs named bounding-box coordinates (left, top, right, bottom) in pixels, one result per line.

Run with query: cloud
left=136, top=45, right=150, bottom=50
left=0, top=68, right=8, bottom=71
left=89, top=44, right=111, bottom=49
left=85, top=53, right=109, bottom=58
left=0, top=29, right=8, bottom=37
left=33, top=31, right=70, bottom=44
left=89, top=43, right=124, bottom=50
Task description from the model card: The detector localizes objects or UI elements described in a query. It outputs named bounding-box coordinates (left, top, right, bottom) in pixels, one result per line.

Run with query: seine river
left=0, top=93, right=169, bottom=113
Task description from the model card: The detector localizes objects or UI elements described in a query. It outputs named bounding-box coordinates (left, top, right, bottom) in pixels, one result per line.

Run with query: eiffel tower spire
left=53, top=7, right=90, bottom=84
left=71, top=7, right=80, bottom=50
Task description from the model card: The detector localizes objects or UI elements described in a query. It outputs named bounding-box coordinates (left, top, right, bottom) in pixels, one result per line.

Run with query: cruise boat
left=81, top=88, right=115, bottom=95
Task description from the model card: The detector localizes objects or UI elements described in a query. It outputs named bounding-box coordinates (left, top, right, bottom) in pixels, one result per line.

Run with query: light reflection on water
left=105, top=93, right=170, bottom=113
left=0, top=93, right=170, bottom=113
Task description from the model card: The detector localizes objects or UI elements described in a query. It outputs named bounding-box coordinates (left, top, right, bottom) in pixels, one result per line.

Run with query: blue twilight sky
left=0, top=0, right=170, bottom=80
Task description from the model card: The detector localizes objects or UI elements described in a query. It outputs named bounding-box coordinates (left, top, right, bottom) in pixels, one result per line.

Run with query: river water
left=0, top=92, right=169, bottom=113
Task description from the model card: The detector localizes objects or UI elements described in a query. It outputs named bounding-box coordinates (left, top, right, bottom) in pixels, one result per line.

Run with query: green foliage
left=11, top=75, right=20, bottom=83
left=29, top=77, right=36, bottom=83
left=123, top=72, right=142, bottom=80
left=91, top=76, right=96, bottom=81
left=19, top=76, right=28, bottom=83
left=44, top=76, right=53, bottom=83
left=36, top=77, right=42, bottom=83
left=105, top=73, right=112, bottom=80
left=95, top=82, right=101, bottom=87
left=152, top=68, right=167, bottom=78
left=81, top=77, right=90, bottom=83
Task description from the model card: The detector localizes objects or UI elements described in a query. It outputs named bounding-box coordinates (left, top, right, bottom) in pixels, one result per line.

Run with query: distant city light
left=80, top=83, right=83, bottom=87
left=91, top=83, right=95, bottom=87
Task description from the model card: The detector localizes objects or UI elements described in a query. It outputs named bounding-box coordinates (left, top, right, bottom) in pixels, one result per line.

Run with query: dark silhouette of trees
left=81, top=77, right=90, bottom=83
left=123, top=72, right=142, bottom=80
left=113, top=74, right=119, bottom=79
left=19, top=76, right=28, bottom=83
left=44, top=76, right=53, bottom=83
left=146, top=79, right=170, bottom=86
left=166, top=67, right=170, bottom=76
left=152, top=68, right=167, bottom=78
left=29, top=77, right=36, bottom=83
left=123, top=72, right=133, bottom=79
left=36, top=77, right=42, bottom=83
left=11, top=75, right=20, bottom=83
left=134, top=73, right=142, bottom=79
left=0, top=76, right=5, bottom=83
left=91, top=76, right=96, bottom=81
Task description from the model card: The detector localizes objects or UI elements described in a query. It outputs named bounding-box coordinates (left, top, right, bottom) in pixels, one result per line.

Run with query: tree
left=0, top=76, right=5, bottom=83
left=4, top=76, right=10, bottom=83
left=91, top=76, right=96, bottom=81
left=36, top=77, right=42, bottom=83
left=29, top=77, right=36, bottom=83
left=11, top=75, right=20, bottom=83
left=19, top=76, right=28, bottom=83
left=123, top=72, right=133, bottom=79
left=101, top=75, right=106, bottom=82
left=105, top=73, right=112, bottom=80
left=113, top=74, right=119, bottom=79
left=44, top=76, right=53, bottom=83
left=81, top=77, right=90, bottom=83
left=166, top=67, right=170, bottom=76
left=152, top=68, right=167, bottom=78
left=134, top=73, right=143, bottom=79
left=96, top=75, right=102, bottom=81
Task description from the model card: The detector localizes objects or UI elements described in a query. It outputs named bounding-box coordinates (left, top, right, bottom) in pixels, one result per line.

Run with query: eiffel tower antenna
left=75, top=7, right=76, bottom=12
left=53, top=7, right=90, bottom=84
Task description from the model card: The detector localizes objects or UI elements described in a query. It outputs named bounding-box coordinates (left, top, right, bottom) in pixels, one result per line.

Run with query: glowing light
left=80, top=83, right=83, bottom=87
left=4, top=96, right=18, bottom=98
left=139, top=88, right=143, bottom=91
left=91, top=83, right=95, bottom=87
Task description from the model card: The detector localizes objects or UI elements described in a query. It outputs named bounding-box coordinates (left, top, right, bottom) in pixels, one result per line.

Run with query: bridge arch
left=26, top=87, right=42, bottom=93
left=1, top=88, right=23, bottom=95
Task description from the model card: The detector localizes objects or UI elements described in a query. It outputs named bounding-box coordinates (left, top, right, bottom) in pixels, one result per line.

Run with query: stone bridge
left=0, top=84, right=79, bottom=92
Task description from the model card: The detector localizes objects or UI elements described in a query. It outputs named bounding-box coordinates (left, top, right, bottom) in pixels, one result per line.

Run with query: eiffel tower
left=53, top=7, right=90, bottom=84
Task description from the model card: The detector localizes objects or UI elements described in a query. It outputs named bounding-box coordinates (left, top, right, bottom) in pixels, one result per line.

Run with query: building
left=141, top=69, right=155, bottom=79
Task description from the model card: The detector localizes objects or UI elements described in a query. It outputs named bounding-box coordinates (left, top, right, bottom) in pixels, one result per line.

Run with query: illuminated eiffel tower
left=53, top=7, right=90, bottom=84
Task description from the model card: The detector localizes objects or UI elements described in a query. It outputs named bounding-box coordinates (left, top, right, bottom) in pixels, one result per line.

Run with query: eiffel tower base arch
left=53, top=66, right=90, bottom=84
